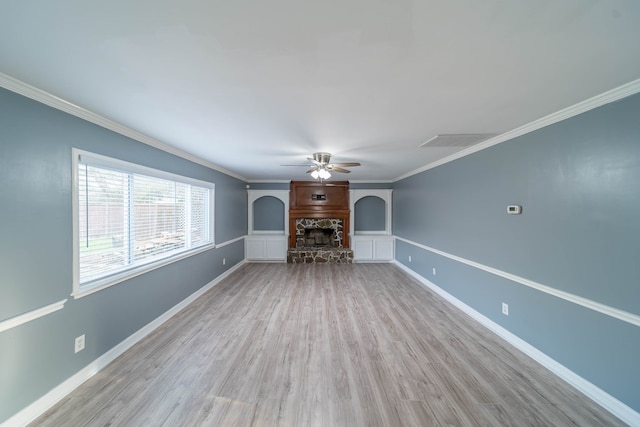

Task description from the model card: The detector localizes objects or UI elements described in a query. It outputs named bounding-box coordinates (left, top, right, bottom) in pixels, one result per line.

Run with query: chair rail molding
left=394, top=236, right=640, bottom=328
left=0, top=299, right=68, bottom=333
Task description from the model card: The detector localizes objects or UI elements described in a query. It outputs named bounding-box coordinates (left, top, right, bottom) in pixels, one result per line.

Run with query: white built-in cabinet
left=350, top=189, right=394, bottom=262
left=352, top=235, right=394, bottom=261
left=245, top=233, right=287, bottom=261
left=246, top=190, right=288, bottom=262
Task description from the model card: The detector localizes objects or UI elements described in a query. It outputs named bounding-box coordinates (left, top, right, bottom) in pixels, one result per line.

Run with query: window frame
left=71, top=148, right=215, bottom=299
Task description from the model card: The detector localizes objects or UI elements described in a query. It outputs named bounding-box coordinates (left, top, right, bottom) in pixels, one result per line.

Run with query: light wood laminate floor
left=32, top=264, right=623, bottom=426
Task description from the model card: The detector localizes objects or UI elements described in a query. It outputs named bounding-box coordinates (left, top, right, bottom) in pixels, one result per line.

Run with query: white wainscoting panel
left=245, top=234, right=287, bottom=261
left=353, top=235, right=394, bottom=262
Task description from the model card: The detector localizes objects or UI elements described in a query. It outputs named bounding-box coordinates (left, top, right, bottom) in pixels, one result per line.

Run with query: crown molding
left=0, top=72, right=247, bottom=182
left=246, top=179, right=292, bottom=184
left=394, top=78, right=640, bottom=182
left=4, top=71, right=639, bottom=185
left=348, top=179, right=395, bottom=184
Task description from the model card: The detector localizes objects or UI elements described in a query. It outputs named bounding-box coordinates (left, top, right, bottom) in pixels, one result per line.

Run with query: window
left=72, top=149, right=214, bottom=297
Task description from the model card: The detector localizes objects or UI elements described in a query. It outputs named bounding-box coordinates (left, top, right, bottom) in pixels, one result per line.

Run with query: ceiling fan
left=283, top=152, right=361, bottom=180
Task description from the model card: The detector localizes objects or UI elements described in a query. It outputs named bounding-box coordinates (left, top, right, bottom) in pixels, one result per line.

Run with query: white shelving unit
left=350, top=189, right=394, bottom=262
left=246, top=190, right=289, bottom=262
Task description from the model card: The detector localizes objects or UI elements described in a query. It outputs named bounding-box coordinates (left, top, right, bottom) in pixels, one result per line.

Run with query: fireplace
left=287, top=181, right=353, bottom=263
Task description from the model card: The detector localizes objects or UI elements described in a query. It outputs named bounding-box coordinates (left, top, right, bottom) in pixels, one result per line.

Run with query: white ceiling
left=2, top=1, right=639, bottom=182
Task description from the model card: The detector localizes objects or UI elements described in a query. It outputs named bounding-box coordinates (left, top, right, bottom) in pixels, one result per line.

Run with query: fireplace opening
left=303, top=228, right=335, bottom=247
left=294, top=218, right=344, bottom=248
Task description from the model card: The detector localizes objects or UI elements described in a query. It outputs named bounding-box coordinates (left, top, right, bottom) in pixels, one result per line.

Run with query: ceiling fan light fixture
left=319, top=168, right=331, bottom=180
left=284, top=152, right=360, bottom=180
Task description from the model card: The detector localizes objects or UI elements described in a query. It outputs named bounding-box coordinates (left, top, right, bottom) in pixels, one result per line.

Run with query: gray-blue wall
left=350, top=182, right=393, bottom=189
left=393, top=93, right=640, bottom=412
left=0, top=88, right=247, bottom=423
left=246, top=182, right=289, bottom=190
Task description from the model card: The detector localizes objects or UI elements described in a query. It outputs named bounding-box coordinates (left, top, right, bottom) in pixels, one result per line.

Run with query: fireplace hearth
left=287, top=247, right=353, bottom=264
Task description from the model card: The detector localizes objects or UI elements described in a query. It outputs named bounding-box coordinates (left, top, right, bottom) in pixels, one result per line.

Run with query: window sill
left=71, top=243, right=216, bottom=299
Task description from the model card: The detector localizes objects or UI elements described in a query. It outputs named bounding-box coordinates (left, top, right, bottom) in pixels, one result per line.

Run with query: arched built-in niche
left=354, top=196, right=386, bottom=232
left=349, top=189, right=392, bottom=236
left=247, top=190, right=289, bottom=235
left=253, top=196, right=285, bottom=232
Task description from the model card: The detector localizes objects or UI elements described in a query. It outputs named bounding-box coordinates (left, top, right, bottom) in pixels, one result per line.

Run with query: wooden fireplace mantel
left=288, top=181, right=351, bottom=249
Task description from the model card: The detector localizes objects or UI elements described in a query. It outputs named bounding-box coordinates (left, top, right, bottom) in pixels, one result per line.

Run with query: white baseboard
left=392, top=260, right=640, bottom=427
left=3, top=260, right=246, bottom=427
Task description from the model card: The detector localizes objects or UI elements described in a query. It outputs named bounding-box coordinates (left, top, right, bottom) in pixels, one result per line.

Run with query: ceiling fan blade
left=330, top=162, right=360, bottom=167
left=329, top=166, right=351, bottom=173
left=291, top=153, right=359, bottom=174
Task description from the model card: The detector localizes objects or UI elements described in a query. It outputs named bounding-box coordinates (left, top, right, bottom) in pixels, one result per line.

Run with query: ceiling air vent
left=419, top=134, right=497, bottom=148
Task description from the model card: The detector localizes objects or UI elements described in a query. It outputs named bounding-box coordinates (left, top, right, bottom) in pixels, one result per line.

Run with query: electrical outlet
left=408, top=256, right=412, bottom=262
left=74, top=334, right=85, bottom=353
left=222, top=258, right=226, bottom=265
left=502, top=303, right=509, bottom=316
left=432, top=267, right=436, bottom=275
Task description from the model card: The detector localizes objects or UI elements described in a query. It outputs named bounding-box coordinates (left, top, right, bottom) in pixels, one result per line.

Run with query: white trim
left=75, top=148, right=217, bottom=188
left=246, top=181, right=396, bottom=185
left=250, top=230, right=285, bottom=235
left=71, top=243, right=217, bottom=299
left=246, top=180, right=291, bottom=184
left=394, top=78, right=640, bottom=182
left=0, top=72, right=246, bottom=181
left=394, top=236, right=640, bottom=328
left=352, top=235, right=395, bottom=261
left=3, top=261, right=246, bottom=427
left=245, top=260, right=287, bottom=263
left=393, top=261, right=640, bottom=427
left=245, top=234, right=288, bottom=262
left=215, top=235, right=245, bottom=248
left=71, top=148, right=217, bottom=299
left=353, top=259, right=395, bottom=264
left=0, top=300, right=67, bottom=333
left=4, top=71, right=639, bottom=186
left=353, top=230, right=388, bottom=235
left=348, top=180, right=394, bottom=184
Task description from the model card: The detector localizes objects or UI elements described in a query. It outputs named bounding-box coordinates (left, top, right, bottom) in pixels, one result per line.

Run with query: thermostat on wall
left=507, top=205, right=522, bottom=215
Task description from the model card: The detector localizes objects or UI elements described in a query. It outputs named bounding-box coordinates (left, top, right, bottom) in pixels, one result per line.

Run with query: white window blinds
left=75, top=150, right=213, bottom=288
